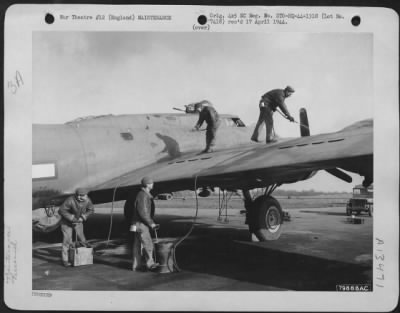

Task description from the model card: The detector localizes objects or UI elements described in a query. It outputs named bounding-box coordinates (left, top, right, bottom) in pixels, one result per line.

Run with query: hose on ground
left=171, top=175, right=200, bottom=271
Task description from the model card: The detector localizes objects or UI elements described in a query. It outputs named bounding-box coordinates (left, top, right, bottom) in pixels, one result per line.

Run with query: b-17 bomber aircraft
left=32, top=107, right=373, bottom=241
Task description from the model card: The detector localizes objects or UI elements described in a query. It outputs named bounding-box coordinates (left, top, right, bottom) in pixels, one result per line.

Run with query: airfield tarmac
left=33, top=197, right=373, bottom=291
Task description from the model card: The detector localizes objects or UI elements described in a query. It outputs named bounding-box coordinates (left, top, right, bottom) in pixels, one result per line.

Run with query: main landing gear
left=243, top=185, right=284, bottom=241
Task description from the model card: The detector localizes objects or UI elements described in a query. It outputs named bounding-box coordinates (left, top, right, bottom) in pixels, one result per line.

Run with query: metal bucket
left=153, top=238, right=178, bottom=273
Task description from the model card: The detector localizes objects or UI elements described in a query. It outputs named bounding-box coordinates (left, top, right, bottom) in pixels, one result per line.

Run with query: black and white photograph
left=4, top=4, right=399, bottom=311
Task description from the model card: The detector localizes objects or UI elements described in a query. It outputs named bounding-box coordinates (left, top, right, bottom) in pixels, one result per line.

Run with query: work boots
left=199, top=147, right=213, bottom=154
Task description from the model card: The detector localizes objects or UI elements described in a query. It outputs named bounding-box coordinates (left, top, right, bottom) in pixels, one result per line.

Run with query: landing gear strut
left=217, top=189, right=234, bottom=223
left=243, top=186, right=284, bottom=241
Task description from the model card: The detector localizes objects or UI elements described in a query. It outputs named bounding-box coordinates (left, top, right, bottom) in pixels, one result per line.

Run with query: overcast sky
left=33, top=31, right=373, bottom=191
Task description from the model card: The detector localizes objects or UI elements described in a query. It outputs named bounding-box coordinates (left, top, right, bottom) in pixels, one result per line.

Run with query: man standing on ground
left=130, top=176, right=159, bottom=271
left=59, top=187, right=94, bottom=267
left=251, top=86, right=295, bottom=144
left=192, top=100, right=220, bottom=153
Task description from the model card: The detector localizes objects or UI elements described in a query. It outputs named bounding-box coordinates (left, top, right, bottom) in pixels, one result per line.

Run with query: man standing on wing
left=130, top=176, right=159, bottom=271
left=251, top=86, right=295, bottom=144
left=59, top=187, right=94, bottom=267
left=192, top=100, right=220, bottom=153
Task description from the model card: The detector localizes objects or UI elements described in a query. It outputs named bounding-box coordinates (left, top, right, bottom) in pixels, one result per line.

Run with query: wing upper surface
left=90, top=121, right=372, bottom=199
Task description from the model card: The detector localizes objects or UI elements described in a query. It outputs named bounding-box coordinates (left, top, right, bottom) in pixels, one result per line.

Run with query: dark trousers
left=205, top=127, right=218, bottom=151
left=132, top=222, right=155, bottom=270
left=251, top=106, right=274, bottom=142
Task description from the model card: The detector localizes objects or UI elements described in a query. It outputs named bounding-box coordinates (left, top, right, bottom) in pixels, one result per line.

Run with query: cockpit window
left=120, top=132, right=134, bottom=140
left=231, top=118, right=246, bottom=127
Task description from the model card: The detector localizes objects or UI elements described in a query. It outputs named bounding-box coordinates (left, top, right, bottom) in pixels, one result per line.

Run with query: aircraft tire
left=249, top=196, right=283, bottom=241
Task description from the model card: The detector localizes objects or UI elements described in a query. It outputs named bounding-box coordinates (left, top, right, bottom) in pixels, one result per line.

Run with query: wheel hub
left=266, top=206, right=281, bottom=233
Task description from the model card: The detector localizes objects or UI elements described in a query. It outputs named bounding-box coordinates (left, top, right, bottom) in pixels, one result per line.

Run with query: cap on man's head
left=194, top=102, right=202, bottom=111
left=195, top=100, right=211, bottom=111
left=141, top=176, right=154, bottom=186
left=284, top=86, right=295, bottom=93
left=75, top=187, right=89, bottom=195
left=194, top=102, right=204, bottom=111
left=200, top=100, right=212, bottom=106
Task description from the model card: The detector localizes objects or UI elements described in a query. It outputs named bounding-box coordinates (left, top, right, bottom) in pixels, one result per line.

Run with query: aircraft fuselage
left=32, top=113, right=251, bottom=208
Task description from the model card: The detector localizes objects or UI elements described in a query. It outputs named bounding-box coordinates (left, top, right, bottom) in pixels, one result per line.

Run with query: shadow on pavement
left=173, top=226, right=372, bottom=291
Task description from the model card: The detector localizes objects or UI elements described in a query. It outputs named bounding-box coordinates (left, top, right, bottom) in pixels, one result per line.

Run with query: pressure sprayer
left=106, top=175, right=200, bottom=272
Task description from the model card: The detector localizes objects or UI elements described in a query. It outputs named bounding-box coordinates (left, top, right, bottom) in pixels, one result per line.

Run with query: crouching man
left=58, top=187, right=94, bottom=267
left=130, top=176, right=160, bottom=271
left=192, top=100, right=220, bottom=153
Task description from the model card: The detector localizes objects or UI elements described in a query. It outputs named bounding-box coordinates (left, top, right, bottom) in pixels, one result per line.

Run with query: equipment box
left=69, top=247, right=93, bottom=266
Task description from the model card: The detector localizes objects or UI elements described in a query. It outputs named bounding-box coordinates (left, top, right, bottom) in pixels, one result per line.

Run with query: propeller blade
left=325, top=168, right=353, bottom=183
left=299, top=108, right=310, bottom=137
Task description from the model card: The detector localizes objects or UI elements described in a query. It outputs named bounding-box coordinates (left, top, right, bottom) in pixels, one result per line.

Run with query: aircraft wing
left=89, top=120, right=372, bottom=203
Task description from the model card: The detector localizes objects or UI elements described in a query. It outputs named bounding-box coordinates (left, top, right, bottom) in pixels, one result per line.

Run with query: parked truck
left=346, top=184, right=373, bottom=216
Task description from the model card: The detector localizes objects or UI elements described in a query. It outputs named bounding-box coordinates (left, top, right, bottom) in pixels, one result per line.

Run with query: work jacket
left=131, top=188, right=155, bottom=227
left=59, top=195, right=94, bottom=225
left=260, top=89, right=291, bottom=117
left=195, top=106, right=220, bottom=130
